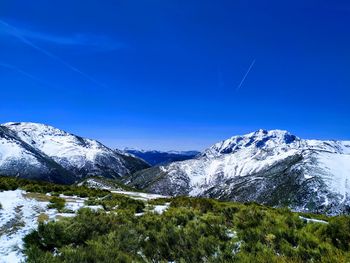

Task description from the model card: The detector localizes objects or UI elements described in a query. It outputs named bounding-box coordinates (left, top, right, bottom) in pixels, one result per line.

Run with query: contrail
left=0, top=62, right=50, bottom=86
left=0, top=19, right=107, bottom=88
left=236, top=59, right=256, bottom=91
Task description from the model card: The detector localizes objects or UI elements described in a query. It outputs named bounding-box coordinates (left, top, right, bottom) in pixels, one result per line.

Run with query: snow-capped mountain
left=127, top=129, right=350, bottom=215
left=124, top=148, right=200, bottom=166
left=0, top=122, right=149, bottom=184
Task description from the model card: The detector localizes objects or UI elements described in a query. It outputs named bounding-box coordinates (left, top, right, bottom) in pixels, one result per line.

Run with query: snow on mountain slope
left=317, top=152, right=350, bottom=201
left=128, top=130, right=350, bottom=215
left=202, top=129, right=298, bottom=157
left=4, top=122, right=126, bottom=176
left=5, top=122, right=109, bottom=164
left=0, top=134, right=39, bottom=167
left=0, top=122, right=149, bottom=183
left=0, top=125, right=75, bottom=184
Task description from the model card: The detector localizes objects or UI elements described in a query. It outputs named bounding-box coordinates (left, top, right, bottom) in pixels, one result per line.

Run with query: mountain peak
left=0, top=122, right=149, bottom=183
left=3, top=122, right=69, bottom=136
left=128, top=129, right=350, bottom=215
left=203, top=129, right=299, bottom=157
left=4, top=122, right=51, bottom=127
left=248, top=129, right=298, bottom=144
left=248, top=129, right=291, bottom=137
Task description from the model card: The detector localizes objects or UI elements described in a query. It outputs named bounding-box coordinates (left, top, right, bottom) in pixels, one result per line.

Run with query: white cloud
left=0, top=20, right=123, bottom=51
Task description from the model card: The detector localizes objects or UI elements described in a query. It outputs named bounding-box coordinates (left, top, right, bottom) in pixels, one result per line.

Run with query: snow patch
left=153, top=203, right=170, bottom=214
left=0, top=190, right=52, bottom=262
left=317, top=152, right=350, bottom=201
left=111, top=190, right=168, bottom=201
left=299, top=216, right=328, bottom=224
left=0, top=190, right=103, bottom=262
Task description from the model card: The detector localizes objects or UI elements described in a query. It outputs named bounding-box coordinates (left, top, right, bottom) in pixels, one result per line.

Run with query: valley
left=1, top=123, right=350, bottom=262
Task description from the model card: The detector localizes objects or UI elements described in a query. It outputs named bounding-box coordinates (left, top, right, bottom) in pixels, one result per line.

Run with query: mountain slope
left=0, top=122, right=149, bottom=183
left=127, top=129, right=350, bottom=215
left=0, top=125, right=75, bottom=184
left=124, top=148, right=200, bottom=166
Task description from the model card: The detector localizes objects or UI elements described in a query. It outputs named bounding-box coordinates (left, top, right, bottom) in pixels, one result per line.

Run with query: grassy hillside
left=0, top=176, right=350, bottom=262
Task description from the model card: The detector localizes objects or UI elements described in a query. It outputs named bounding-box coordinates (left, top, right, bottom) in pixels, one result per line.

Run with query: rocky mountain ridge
left=127, top=129, right=350, bottom=215
left=0, top=122, right=149, bottom=184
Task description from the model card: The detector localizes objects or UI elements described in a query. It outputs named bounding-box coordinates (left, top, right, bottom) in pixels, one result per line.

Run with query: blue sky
left=0, top=0, right=349, bottom=150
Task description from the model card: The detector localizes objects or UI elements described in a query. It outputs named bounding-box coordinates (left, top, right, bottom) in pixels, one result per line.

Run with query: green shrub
left=85, top=193, right=145, bottom=213
left=47, top=197, right=66, bottom=211
left=23, top=196, right=350, bottom=262
left=0, top=175, right=346, bottom=262
left=0, top=176, right=111, bottom=199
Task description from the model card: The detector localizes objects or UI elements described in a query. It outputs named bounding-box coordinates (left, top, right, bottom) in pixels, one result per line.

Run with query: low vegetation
left=86, top=193, right=145, bottom=213
left=1, top=176, right=350, bottom=262
left=0, top=176, right=110, bottom=198
left=47, top=197, right=66, bottom=211
left=37, top=213, right=49, bottom=223
left=77, top=176, right=139, bottom=192
left=24, top=197, right=350, bottom=262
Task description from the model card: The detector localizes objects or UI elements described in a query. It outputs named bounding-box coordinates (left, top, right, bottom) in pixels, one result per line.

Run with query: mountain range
left=1, top=122, right=349, bottom=215
left=126, top=129, right=350, bottom=215
left=0, top=122, right=149, bottom=184
left=124, top=148, right=200, bottom=166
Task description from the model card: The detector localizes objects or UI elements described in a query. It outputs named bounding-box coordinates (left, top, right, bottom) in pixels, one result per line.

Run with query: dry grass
left=37, top=213, right=49, bottom=223
left=23, top=192, right=52, bottom=202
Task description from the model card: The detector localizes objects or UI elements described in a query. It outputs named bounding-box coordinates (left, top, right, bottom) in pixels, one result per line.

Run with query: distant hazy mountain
left=0, top=122, right=149, bottom=184
left=127, top=129, right=350, bottom=215
left=124, top=148, right=200, bottom=166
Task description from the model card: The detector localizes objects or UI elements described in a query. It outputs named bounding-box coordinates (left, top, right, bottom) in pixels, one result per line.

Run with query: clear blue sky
left=0, top=0, right=349, bottom=150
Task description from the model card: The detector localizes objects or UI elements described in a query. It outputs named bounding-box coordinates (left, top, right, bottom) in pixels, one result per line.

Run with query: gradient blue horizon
left=0, top=0, right=349, bottom=151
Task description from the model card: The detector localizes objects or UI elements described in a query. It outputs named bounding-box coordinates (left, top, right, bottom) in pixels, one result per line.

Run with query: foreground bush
left=86, top=193, right=145, bottom=213
left=47, top=197, right=66, bottom=211
left=23, top=197, right=350, bottom=262
left=0, top=176, right=110, bottom=198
